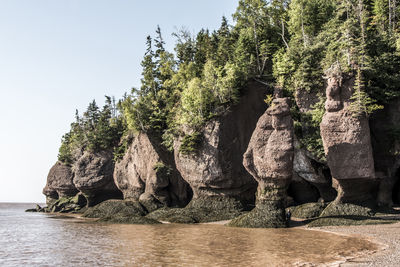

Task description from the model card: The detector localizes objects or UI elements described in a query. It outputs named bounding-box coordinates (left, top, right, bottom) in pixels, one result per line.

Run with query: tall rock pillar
left=320, top=68, right=376, bottom=208
left=230, top=97, right=294, bottom=228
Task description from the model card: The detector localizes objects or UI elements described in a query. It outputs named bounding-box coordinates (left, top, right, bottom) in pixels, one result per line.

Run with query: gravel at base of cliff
left=316, top=222, right=400, bottom=266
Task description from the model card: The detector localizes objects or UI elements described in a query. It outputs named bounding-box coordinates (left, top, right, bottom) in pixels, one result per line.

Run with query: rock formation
left=320, top=69, right=376, bottom=206
left=73, top=151, right=122, bottom=206
left=370, top=98, right=400, bottom=207
left=173, top=81, right=267, bottom=220
left=114, top=132, right=191, bottom=212
left=43, top=161, right=78, bottom=206
left=230, top=97, right=294, bottom=228
left=293, top=140, right=336, bottom=202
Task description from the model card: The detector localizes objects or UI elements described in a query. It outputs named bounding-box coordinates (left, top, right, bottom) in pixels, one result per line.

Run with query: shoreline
left=312, top=222, right=400, bottom=266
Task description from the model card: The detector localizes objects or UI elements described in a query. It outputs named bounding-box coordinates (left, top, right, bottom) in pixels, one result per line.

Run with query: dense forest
left=58, top=0, right=400, bottom=164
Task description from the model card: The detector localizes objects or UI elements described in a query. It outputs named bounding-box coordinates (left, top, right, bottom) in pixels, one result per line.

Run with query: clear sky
left=0, top=0, right=238, bottom=203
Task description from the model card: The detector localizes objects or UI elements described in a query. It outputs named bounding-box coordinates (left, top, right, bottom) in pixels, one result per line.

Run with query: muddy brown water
left=0, top=203, right=379, bottom=266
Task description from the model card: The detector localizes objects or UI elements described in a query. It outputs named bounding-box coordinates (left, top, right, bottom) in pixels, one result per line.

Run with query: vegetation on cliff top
left=58, top=0, right=400, bottom=163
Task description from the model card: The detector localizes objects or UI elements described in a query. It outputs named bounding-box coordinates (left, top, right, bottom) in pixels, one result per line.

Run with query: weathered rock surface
left=174, top=81, right=268, bottom=218
left=44, top=161, right=78, bottom=197
left=230, top=97, right=294, bottom=228
left=114, top=132, right=191, bottom=212
left=320, top=70, right=376, bottom=205
left=73, top=151, right=122, bottom=206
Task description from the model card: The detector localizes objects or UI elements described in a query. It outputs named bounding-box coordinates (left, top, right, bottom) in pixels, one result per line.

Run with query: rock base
left=146, top=197, right=246, bottom=223
left=289, top=202, right=327, bottom=219
left=334, top=178, right=376, bottom=205
left=45, top=193, right=87, bottom=213
left=308, top=202, right=381, bottom=227
left=228, top=202, right=287, bottom=228
left=83, top=199, right=161, bottom=225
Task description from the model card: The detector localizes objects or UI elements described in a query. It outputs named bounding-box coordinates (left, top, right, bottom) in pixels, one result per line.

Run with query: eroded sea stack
left=230, top=97, right=294, bottom=228
left=171, top=82, right=267, bottom=221
left=319, top=68, right=376, bottom=216
left=113, top=132, right=191, bottom=212
left=73, top=151, right=122, bottom=207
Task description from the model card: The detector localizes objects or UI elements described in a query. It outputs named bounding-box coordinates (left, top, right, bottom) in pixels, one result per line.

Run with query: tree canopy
left=58, top=0, right=400, bottom=160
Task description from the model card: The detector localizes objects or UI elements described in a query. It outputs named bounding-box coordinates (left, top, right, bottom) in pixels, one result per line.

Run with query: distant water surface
left=0, top=203, right=378, bottom=266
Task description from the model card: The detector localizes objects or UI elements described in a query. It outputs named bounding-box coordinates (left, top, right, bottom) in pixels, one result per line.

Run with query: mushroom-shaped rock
left=73, top=151, right=122, bottom=206
left=114, top=132, right=191, bottom=212
left=173, top=82, right=267, bottom=221
left=43, top=161, right=79, bottom=206
left=230, top=97, right=294, bottom=228
left=320, top=71, right=376, bottom=206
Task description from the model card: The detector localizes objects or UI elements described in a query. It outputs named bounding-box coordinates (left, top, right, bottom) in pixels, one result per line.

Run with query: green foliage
left=58, top=133, right=73, bottom=165
left=113, top=131, right=134, bottom=162
left=58, top=96, right=126, bottom=164
left=296, top=97, right=326, bottom=161
left=348, top=68, right=384, bottom=117
left=58, top=0, right=400, bottom=165
left=153, top=162, right=172, bottom=177
left=179, top=132, right=203, bottom=155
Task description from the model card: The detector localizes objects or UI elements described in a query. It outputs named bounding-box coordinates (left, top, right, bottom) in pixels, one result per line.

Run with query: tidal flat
left=0, top=203, right=384, bottom=267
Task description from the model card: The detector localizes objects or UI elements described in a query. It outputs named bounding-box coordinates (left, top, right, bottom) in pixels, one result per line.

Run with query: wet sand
left=316, top=222, right=400, bottom=266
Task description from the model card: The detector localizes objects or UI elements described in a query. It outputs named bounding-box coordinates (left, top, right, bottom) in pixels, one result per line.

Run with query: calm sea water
left=0, top=203, right=377, bottom=267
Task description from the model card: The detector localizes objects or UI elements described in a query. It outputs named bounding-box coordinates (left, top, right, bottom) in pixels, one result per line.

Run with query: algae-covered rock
left=319, top=202, right=374, bottom=217
left=228, top=203, right=287, bottom=228
left=83, top=199, right=146, bottom=218
left=146, top=197, right=245, bottom=223
left=290, top=202, right=326, bottom=219
left=99, top=214, right=161, bottom=225
left=83, top=200, right=163, bottom=225
left=25, top=204, right=45, bottom=213
left=45, top=193, right=87, bottom=213
left=146, top=207, right=197, bottom=224
left=185, top=197, right=245, bottom=223
left=307, top=202, right=380, bottom=227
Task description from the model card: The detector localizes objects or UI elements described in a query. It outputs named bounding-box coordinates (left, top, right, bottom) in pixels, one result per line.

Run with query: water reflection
left=0, top=204, right=378, bottom=267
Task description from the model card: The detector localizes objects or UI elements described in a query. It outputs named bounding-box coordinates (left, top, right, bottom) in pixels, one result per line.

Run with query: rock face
left=114, top=132, right=191, bottom=212
left=230, top=97, right=294, bottom=228
left=293, top=141, right=336, bottom=202
left=174, top=81, right=267, bottom=212
left=370, top=97, right=400, bottom=207
left=320, top=70, right=376, bottom=205
left=43, top=161, right=78, bottom=206
left=73, top=151, right=122, bottom=206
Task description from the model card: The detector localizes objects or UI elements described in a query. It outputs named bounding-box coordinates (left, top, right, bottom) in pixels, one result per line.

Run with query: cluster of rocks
left=39, top=76, right=400, bottom=227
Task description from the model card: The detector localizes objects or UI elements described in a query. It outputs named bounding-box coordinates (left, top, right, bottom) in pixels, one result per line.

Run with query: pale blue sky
left=0, top=0, right=238, bottom=203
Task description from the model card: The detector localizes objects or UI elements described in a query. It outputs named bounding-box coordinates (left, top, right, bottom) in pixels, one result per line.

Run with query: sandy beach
left=313, top=222, right=400, bottom=266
